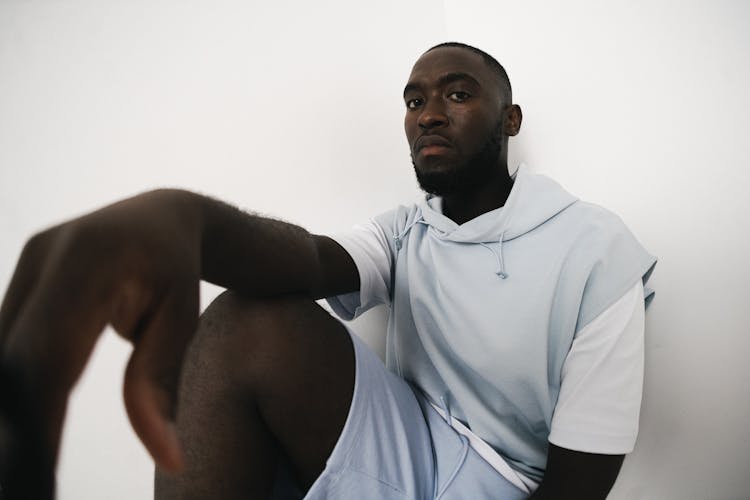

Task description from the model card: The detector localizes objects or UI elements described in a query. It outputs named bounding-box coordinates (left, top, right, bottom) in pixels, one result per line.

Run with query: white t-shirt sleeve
left=325, top=219, right=393, bottom=320
left=548, top=281, right=646, bottom=454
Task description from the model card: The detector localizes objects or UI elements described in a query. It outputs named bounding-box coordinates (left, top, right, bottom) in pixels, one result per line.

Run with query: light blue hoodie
left=329, top=165, right=656, bottom=482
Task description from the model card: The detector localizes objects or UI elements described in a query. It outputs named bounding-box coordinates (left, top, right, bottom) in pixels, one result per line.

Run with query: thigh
left=270, top=316, right=526, bottom=500
left=299, top=332, right=436, bottom=500
left=240, top=295, right=357, bottom=489
left=156, top=293, right=356, bottom=498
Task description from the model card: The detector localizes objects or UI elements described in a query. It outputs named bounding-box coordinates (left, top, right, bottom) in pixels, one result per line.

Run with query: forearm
left=193, top=190, right=357, bottom=298
left=527, top=444, right=624, bottom=500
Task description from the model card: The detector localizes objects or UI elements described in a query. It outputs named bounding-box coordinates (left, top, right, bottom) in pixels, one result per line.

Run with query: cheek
left=404, top=116, right=418, bottom=144
left=453, top=112, right=495, bottom=148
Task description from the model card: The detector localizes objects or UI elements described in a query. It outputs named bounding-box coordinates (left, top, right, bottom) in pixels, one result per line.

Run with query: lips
left=415, top=134, right=453, bottom=153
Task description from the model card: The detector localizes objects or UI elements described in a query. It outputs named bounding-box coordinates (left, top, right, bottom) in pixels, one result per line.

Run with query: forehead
left=406, top=47, right=494, bottom=90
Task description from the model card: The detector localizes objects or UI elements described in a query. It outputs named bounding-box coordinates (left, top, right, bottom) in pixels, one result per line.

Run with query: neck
left=441, top=168, right=514, bottom=225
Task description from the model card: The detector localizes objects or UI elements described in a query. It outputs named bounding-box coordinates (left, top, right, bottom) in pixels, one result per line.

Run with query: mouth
left=415, top=135, right=453, bottom=157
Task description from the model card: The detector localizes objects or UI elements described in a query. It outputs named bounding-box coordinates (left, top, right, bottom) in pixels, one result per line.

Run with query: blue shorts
left=273, top=329, right=529, bottom=499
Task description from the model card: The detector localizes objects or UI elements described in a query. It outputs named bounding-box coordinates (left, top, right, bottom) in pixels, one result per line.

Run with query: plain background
left=1, top=1, right=749, bottom=498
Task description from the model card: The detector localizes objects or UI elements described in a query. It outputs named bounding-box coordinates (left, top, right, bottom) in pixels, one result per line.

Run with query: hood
left=416, top=163, right=578, bottom=244
left=397, top=164, right=579, bottom=279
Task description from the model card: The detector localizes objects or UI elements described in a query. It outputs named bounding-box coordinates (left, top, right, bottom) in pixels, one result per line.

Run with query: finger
left=122, top=277, right=198, bottom=473
left=0, top=229, right=57, bottom=347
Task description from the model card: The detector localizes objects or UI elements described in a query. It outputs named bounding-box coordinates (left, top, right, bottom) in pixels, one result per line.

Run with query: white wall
left=0, top=1, right=747, bottom=498
left=444, top=2, right=750, bottom=498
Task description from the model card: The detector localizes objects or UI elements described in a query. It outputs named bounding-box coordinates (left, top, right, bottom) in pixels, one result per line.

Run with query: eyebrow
left=403, top=72, right=482, bottom=98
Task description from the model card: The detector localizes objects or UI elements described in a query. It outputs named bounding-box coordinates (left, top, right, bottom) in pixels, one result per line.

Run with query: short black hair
left=426, top=42, right=512, bottom=103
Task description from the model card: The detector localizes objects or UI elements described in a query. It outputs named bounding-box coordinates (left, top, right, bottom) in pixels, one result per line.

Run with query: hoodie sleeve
left=548, top=204, right=656, bottom=453
left=572, top=204, right=657, bottom=333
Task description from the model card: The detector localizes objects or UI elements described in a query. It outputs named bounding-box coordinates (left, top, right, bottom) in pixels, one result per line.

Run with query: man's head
left=404, top=42, right=522, bottom=197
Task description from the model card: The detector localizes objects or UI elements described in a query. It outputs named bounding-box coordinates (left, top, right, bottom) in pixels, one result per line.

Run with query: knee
left=187, top=292, right=317, bottom=376
left=200, top=292, right=313, bottom=338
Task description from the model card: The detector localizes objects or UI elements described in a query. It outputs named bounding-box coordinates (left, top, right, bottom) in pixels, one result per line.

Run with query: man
left=0, top=42, right=655, bottom=499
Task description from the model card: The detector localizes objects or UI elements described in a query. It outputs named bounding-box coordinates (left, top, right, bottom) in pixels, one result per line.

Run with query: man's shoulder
left=547, top=200, right=654, bottom=278
left=370, top=202, right=422, bottom=231
left=559, top=199, right=633, bottom=240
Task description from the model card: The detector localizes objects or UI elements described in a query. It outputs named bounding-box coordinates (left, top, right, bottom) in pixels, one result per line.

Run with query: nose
left=418, top=99, right=448, bottom=130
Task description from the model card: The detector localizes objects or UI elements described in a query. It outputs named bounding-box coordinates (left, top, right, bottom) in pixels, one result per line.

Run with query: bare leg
left=154, top=292, right=355, bottom=499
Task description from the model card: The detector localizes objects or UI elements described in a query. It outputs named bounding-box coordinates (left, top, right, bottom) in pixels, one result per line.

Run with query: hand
left=0, top=189, right=202, bottom=497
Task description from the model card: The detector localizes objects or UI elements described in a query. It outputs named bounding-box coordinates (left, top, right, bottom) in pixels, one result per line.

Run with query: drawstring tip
left=496, top=271, right=508, bottom=279
left=394, top=237, right=402, bottom=250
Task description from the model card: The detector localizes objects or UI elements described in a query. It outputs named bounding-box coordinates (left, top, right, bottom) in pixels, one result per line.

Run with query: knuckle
left=21, top=227, right=56, bottom=261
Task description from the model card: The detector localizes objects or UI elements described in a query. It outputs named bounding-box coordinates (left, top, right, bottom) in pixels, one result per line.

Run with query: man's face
left=404, top=47, right=507, bottom=196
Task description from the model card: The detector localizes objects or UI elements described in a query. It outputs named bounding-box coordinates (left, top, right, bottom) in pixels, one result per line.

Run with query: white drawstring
left=478, top=231, right=508, bottom=279
left=394, top=213, right=426, bottom=250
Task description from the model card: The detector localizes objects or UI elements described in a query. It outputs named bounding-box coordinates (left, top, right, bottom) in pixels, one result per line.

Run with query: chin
left=414, top=168, right=463, bottom=196
left=413, top=154, right=457, bottom=171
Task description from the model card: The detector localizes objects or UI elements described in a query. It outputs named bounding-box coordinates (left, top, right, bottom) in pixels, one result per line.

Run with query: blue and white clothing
left=327, top=164, right=657, bottom=484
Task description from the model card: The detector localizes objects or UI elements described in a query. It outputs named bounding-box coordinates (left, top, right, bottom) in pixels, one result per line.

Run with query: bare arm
left=529, top=444, right=625, bottom=500
left=198, top=192, right=358, bottom=298
left=0, top=189, right=358, bottom=498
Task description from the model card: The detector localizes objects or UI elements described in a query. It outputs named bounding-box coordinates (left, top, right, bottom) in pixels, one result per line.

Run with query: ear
left=503, top=104, right=522, bottom=137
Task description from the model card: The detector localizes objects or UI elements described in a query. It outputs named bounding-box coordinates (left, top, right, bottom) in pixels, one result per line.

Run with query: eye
left=448, top=91, right=470, bottom=102
left=406, top=98, right=423, bottom=110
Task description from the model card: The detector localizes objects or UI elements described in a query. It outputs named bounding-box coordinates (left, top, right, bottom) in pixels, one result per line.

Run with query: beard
left=412, top=122, right=504, bottom=197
